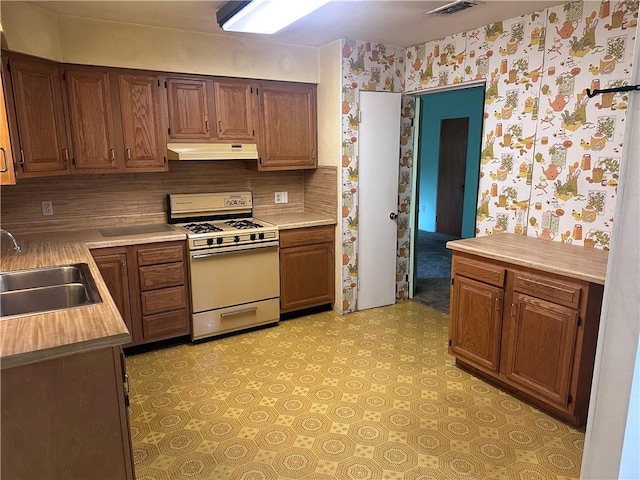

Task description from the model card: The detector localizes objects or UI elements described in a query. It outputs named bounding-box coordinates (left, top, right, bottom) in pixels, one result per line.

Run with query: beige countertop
left=447, top=234, right=608, bottom=284
left=255, top=212, right=336, bottom=230
left=0, top=215, right=332, bottom=368
left=1, top=240, right=131, bottom=369
left=15, top=224, right=186, bottom=249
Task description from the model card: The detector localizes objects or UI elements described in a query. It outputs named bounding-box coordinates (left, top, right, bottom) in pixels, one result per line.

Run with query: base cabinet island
left=447, top=234, right=608, bottom=427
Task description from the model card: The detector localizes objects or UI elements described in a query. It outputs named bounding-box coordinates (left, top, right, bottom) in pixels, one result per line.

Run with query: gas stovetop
left=168, top=192, right=278, bottom=250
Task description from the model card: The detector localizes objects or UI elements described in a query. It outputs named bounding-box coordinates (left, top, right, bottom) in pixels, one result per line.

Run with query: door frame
left=407, top=80, right=486, bottom=298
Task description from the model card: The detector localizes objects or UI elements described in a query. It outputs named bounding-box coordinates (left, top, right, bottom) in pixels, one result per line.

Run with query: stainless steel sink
left=1, top=264, right=84, bottom=292
left=0, top=264, right=102, bottom=320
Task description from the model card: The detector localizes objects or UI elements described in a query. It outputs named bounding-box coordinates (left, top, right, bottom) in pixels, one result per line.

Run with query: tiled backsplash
left=0, top=162, right=336, bottom=234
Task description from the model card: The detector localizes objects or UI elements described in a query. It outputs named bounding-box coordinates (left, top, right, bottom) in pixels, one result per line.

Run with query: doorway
left=411, top=85, right=485, bottom=313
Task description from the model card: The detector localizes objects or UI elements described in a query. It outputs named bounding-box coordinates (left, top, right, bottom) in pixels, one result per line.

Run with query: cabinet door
left=66, top=68, right=120, bottom=171
left=0, top=73, right=16, bottom=185
left=6, top=57, right=70, bottom=177
left=280, top=242, right=334, bottom=313
left=504, top=292, right=579, bottom=409
left=214, top=80, right=255, bottom=140
left=257, top=83, right=317, bottom=170
left=118, top=73, right=167, bottom=171
left=450, top=275, right=503, bottom=373
left=166, top=77, right=214, bottom=140
left=93, top=250, right=135, bottom=345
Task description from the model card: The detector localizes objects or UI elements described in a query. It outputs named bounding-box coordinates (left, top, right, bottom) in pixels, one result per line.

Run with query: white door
left=357, top=91, right=401, bottom=310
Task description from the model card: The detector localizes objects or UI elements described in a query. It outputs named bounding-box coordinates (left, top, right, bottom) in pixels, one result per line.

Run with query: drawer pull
left=221, top=307, right=257, bottom=318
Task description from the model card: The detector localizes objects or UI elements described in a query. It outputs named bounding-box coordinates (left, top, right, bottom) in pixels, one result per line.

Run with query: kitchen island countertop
left=447, top=233, right=608, bottom=284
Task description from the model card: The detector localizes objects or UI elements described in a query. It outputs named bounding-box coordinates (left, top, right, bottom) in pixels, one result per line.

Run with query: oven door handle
left=220, top=307, right=258, bottom=318
left=191, top=243, right=278, bottom=259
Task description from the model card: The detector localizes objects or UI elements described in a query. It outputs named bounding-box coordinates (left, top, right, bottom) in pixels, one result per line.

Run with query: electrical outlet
left=275, top=192, right=288, bottom=204
left=41, top=200, right=54, bottom=216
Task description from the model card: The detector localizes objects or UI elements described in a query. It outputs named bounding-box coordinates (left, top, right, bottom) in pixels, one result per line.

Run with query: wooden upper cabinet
left=0, top=73, right=16, bottom=185
left=166, top=77, right=215, bottom=141
left=257, top=82, right=317, bottom=170
left=4, top=56, right=71, bottom=177
left=118, top=73, right=166, bottom=171
left=65, top=67, right=120, bottom=172
left=214, top=80, right=255, bottom=140
left=66, top=68, right=167, bottom=174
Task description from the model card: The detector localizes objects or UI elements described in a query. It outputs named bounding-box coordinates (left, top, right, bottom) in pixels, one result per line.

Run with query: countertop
left=16, top=224, right=186, bottom=249
left=1, top=216, right=334, bottom=368
left=0, top=240, right=131, bottom=369
left=255, top=212, right=336, bottom=229
left=447, top=234, right=608, bottom=284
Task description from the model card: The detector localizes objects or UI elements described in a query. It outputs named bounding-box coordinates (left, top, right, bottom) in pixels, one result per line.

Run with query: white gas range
left=168, top=192, right=280, bottom=341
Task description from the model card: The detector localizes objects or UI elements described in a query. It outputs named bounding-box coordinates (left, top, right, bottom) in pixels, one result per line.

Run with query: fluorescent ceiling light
left=219, top=0, right=331, bottom=34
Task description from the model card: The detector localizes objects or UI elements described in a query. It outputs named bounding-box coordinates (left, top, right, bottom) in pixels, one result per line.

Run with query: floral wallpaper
left=340, top=0, right=638, bottom=314
left=340, top=40, right=406, bottom=313
left=405, top=0, right=638, bottom=251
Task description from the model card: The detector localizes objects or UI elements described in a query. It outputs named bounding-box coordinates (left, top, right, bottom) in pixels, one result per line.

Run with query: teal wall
left=417, top=86, right=485, bottom=238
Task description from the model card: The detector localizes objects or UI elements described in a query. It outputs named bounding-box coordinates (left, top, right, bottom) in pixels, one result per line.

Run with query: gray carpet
left=413, top=231, right=459, bottom=314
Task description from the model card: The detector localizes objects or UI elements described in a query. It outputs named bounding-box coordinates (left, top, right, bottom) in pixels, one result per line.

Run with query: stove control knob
left=216, top=237, right=223, bottom=245
left=250, top=233, right=256, bottom=241
left=207, top=238, right=214, bottom=246
left=234, top=235, right=240, bottom=243
left=258, top=232, right=265, bottom=240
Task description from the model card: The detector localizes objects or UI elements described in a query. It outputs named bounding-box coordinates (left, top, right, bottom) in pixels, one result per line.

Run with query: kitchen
left=1, top=1, right=639, bottom=479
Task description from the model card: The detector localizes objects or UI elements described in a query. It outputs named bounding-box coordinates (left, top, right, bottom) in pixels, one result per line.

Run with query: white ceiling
left=28, top=0, right=566, bottom=48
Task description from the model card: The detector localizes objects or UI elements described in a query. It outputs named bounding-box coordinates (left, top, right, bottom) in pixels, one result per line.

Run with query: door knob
left=389, top=212, right=398, bottom=220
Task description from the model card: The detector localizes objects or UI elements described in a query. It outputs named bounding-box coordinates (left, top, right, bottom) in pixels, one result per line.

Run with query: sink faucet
left=1, top=229, right=21, bottom=252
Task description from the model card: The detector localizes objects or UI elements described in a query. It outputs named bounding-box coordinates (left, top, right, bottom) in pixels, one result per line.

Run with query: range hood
left=167, top=143, right=259, bottom=161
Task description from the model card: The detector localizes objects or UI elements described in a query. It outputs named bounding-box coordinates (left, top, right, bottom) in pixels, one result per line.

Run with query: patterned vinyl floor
left=127, top=301, right=584, bottom=480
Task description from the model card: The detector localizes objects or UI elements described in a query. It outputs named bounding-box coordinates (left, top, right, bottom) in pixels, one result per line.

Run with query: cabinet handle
left=205, top=120, right=209, bottom=132
left=62, top=148, right=69, bottom=166
left=0, top=147, right=7, bottom=172
left=126, top=148, right=131, bottom=160
left=19, top=149, right=25, bottom=167
left=110, top=148, right=115, bottom=163
left=124, top=373, right=130, bottom=395
left=510, top=303, right=516, bottom=318
left=495, top=297, right=500, bottom=312
left=218, top=120, right=222, bottom=133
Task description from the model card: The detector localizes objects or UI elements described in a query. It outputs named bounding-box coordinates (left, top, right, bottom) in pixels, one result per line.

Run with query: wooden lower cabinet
left=92, top=247, right=134, bottom=346
left=279, top=225, right=334, bottom=313
left=92, top=240, right=191, bottom=347
left=1, top=347, right=134, bottom=479
left=449, top=251, right=604, bottom=427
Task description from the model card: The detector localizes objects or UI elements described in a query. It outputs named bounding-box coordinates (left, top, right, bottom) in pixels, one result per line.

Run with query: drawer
left=452, top=255, right=505, bottom=288
left=139, top=262, right=185, bottom=291
left=280, top=225, right=334, bottom=248
left=192, top=298, right=279, bottom=340
left=140, top=285, right=186, bottom=315
left=136, top=243, right=184, bottom=266
left=143, top=309, right=189, bottom=340
left=513, top=272, right=582, bottom=309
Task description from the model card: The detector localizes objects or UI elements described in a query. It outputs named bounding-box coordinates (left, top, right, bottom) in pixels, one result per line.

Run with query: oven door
left=189, top=242, right=279, bottom=313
